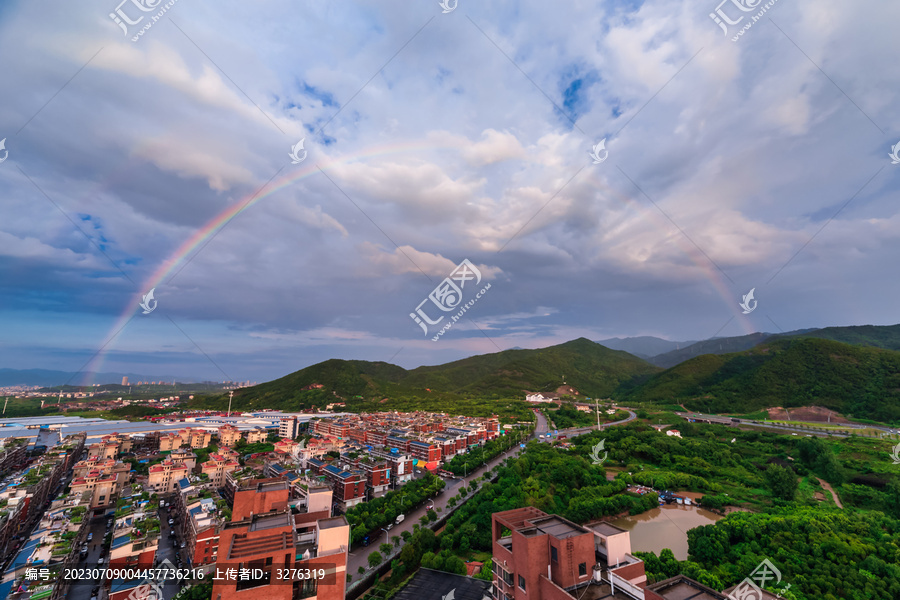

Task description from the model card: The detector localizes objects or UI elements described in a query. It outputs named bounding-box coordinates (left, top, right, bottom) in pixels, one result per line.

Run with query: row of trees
left=443, top=428, right=530, bottom=475
left=345, top=473, right=445, bottom=544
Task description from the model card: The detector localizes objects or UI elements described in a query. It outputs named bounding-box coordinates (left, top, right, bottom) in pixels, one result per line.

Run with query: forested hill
left=227, top=338, right=660, bottom=409
left=625, top=337, right=900, bottom=422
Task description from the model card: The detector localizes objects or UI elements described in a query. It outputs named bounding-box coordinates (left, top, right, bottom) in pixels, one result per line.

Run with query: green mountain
left=649, top=332, right=774, bottom=368
left=230, top=338, right=660, bottom=409
left=649, top=323, right=900, bottom=368
left=401, top=337, right=659, bottom=397
left=625, top=337, right=900, bottom=423
left=789, top=323, right=900, bottom=350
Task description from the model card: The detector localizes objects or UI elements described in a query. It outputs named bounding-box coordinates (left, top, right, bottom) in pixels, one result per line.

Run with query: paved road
left=68, top=517, right=109, bottom=600
left=676, top=411, right=897, bottom=438
left=348, top=420, right=543, bottom=578
left=348, top=408, right=635, bottom=580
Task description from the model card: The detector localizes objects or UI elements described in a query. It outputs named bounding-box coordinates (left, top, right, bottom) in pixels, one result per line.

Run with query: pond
left=610, top=503, right=722, bottom=561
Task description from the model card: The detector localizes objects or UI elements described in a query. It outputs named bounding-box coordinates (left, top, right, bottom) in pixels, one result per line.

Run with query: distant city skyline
left=1, top=1, right=898, bottom=383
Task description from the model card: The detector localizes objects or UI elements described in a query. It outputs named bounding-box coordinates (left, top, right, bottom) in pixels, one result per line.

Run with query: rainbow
left=581, top=173, right=755, bottom=337
left=82, top=145, right=752, bottom=384
left=81, top=139, right=461, bottom=384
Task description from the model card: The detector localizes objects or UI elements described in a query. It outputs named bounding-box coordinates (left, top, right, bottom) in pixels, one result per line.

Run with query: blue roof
left=111, top=534, right=131, bottom=550
left=110, top=579, right=149, bottom=593
left=177, top=477, right=191, bottom=489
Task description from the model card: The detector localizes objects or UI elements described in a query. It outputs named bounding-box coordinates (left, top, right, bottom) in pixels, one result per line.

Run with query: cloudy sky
left=1, top=0, right=898, bottom=384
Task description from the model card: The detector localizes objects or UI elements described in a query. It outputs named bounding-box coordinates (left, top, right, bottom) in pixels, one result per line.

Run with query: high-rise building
left=121, top=376, right=129, bottom=386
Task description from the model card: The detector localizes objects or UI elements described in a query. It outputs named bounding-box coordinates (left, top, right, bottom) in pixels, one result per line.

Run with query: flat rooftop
left=522, top=515, right=588, bottom=540
left=240, top=480, right=289, bottom=493
left=250, top=512, right=293, bottom=532
left=318, top=516, right=347, bottom=530
left=392, top=568, right=491, bottom=600
left=590, top=522, right=627, bottom=537
left=567, top=582, right=641, bottom=600
left=650, top=576, right=728, bottom=600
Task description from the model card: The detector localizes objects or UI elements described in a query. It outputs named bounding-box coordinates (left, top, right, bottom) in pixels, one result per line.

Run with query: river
left=610, top=503, right=723, bottom=561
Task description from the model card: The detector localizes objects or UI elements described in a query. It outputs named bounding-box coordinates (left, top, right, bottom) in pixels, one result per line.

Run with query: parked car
left=87, top=533, right=93, bottom=541
left=97, top=557, right=104, bottom=565
left=395, top=514, right=405, bottom=525
left=168, top=519, right=174, bottom=525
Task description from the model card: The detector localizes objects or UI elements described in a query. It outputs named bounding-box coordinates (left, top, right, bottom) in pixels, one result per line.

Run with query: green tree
left=379, top=542, right=393, bottom=556
left=368, top=551, right=383, bottom=568
left=391, top=535, right=401, bottom=547
left=765, top=464, right=798, bottom=500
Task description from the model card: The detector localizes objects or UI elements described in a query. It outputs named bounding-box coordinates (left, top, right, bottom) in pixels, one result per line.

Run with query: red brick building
left=210, top=479, right=349, bottom=600
left=323, top=465, right=366, bottom=509
left=408, top=440, right=441, bottom=466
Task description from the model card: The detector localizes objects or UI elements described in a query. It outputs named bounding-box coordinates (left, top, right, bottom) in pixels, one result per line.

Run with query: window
left=518, top=575, right=526, bottom=591
left=294, top=578, right=317, bottom=599
left=579, top=563, right=587, bottom=577
left=550, top=546, right=558, bottom=563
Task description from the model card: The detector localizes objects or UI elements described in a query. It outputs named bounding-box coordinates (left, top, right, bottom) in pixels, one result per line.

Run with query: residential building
left=358, top=458, right=391, bottom=498
left=369, top=448, right=414, bottom=485
left=0, top=440, right=27, bottom=477
left=211, top=478, right=349, bottom=600
left=201, top=451, right=240, bottom=487
left=409, top=440, right=441, bottom=468
left=323, top=465, right=366, bottom=510
left=278, top=416, right=301, bottom=439
left=171, top=448, right=198, bottom=471
left=148, top=459, right=189, bottom=494
left=245, top=427, right=268, bottom=444
left=219, top=424, right=242, bottom=448
left=69, top=462, right=129, bottom=514
left=108, top=486, right=159, bottom=570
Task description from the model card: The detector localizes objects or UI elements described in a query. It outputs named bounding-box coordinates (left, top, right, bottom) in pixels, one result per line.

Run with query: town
left=0, top=409, right=524, bottom=600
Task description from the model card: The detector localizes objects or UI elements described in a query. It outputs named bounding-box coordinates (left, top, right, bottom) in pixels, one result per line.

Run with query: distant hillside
left=650, top=324, right=900, bottom=368
left=626, top=337, right=900, bottom=423
left=229, top=338, right=660, bottom=410
left=650, top=333, right=774, bottom=368
left=597, top=336, right=697, bottom=359
left=402, top=337, right=660, bottom=397
left=788, top=324, right=900, bottom=351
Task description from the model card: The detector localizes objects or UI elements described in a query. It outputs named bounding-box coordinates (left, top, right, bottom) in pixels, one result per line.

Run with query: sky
left=1, top=0, right=898, bottom=384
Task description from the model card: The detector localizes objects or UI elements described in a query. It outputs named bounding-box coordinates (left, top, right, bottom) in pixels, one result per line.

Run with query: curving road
left=348, top=407, right=635, bottom=581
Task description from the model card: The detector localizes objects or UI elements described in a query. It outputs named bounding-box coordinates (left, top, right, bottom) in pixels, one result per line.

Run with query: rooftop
left=318, top=516, right=348, bottom=530
left=649, top=575, right=729, bottom=600
left=392, top=568, right=491, bottom=600
left=589, top=522, right=627, bottom=537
